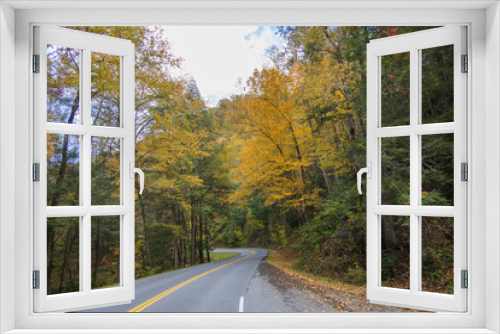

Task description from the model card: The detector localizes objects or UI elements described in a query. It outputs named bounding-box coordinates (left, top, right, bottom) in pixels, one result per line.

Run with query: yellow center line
left=128, top=250, right=256, bottom=312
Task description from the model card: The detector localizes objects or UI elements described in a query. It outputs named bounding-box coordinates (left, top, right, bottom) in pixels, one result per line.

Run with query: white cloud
left=161, top=26, right=282, bottom=107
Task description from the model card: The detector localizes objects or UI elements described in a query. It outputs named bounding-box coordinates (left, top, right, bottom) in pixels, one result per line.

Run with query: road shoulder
left=264, top=250, right=420, bottom=313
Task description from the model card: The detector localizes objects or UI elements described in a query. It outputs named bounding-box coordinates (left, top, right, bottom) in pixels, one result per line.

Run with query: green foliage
left=91, top=216, right=120, bottom=289
left=46, top=217, right=79, bottom=295
left=290, top=182, right=366, bottom=281
left=46, top=25, right=454, bottom=294
left=216, top=25, right=452, bottom=290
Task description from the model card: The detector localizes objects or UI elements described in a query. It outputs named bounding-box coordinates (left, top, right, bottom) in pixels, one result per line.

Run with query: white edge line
left=239, top=296, right=244, bottom=312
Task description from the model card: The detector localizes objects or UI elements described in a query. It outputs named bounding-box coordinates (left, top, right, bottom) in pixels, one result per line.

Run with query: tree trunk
left=190, top=197, right=197, bottom=266
left=289, top=123, right=309, bottom=225
left=92, top=217, right=101, bottom=288
left=172, top=205, right=179, bottom=270
left=182, top=240, right=187, bottom=268
left=198, top=200, right=204, bottom=263
left=49, top=94, right=79, bottom=206
left=173, top=237, right=179, bottom=269
left=180, top=239, right=187, bottom=268
left=281, top=204, right=288, bottom=238
left=180, top=208, right=187, bottom=268
left=204, top=216, right=211, bottom=263
left=46, top=225, right=56, bottom=293
left=138, top=195, right=152, bottom=269
left=382, top=216, right=398, bottom=250
left=268, top=208, right=275, bottom=239
left=306, top=119, right=333, bottom=195
left=58, top=222, right=77, bottom=292
left=179, top=238, right=185, bottom=268
left=320, top=165, right=333, bottom=194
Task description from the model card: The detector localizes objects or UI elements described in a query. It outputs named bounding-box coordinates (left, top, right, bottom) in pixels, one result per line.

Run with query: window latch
left=129, top=162, right=144, bottom=195
left=357, top=162, right=372, bottom=195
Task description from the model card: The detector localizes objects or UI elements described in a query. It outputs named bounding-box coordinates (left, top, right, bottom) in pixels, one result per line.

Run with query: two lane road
left=80, top=249, right=267, bottom=313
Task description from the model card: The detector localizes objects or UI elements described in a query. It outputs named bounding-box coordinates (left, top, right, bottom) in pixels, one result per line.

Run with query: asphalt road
left=79, top=248, right=336, bottom=313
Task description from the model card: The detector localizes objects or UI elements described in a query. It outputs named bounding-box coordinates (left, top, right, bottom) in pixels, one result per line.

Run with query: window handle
left=129, top=162, right=145, bottom=195
left=357, top=162, right=371, bottom=195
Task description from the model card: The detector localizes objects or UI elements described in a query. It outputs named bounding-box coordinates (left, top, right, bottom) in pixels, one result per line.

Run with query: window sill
left=4, top=329, right=498, bottom=334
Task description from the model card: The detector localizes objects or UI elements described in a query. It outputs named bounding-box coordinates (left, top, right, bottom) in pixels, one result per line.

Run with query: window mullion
left=82, top=47, right=91, bottom=213
left=409, top=47, right=420, bottom=294
left=82, top=47, right=92, bottom=294
left=89, top=126, right=129, bottom=138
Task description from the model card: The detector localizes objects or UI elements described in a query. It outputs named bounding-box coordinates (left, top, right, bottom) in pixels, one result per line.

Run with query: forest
left=46, top=26, right=454, bottom=296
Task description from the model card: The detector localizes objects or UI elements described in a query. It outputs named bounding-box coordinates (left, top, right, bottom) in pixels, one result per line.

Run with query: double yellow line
left=128, top=250, right=256, bottom=312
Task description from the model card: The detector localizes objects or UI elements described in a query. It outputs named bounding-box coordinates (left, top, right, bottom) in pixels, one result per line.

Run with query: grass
left=209, top=251, right=240, bottom=262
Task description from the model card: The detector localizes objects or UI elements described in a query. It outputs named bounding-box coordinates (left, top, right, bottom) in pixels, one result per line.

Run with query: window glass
left=421, top=217, right=454, bottom=294
left=381, top=52, right=410, bottom=127
left=47, top=134, right=80, bottom=206
left=47, top=217, right=80, bottom=295
left=91, top=137, right=121, bottom=206
left=91, top=216, right=121, bottom=289
left=47, top=45, right=80, bottom=124
left=91, top=52, right=121, bottom=127
left=381, top=216, right=410, bottom=289
left=381, top=137, right=410, bottom=205
left=421, top=45, right=454, bottom=124
left=422, top=134, right=454, bottom=206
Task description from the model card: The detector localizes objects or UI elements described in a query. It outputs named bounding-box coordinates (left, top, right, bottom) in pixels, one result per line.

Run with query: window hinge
left=33, top=270, right=40, bottom=289
left=461, top=162, right=468, bottom=181
left=461, top=270, right=468, bottom=289
left=33, top=54, right=40, bottom=73
left=461, top=54, right=468, bottom=73
left=33, top=163, right=40, bottom=182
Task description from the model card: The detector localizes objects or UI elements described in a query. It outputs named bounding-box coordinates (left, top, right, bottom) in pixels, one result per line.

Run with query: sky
left=161, top=26, right=282, bottom=107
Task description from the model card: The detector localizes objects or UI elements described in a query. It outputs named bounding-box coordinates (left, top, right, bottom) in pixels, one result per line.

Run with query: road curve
left=79, top=249, right=266, bottom=313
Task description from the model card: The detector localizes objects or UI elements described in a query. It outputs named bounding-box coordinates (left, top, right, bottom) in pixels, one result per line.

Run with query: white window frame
left=0, top=1, right=499, bottom=333
left=33, top=26, right=136, bottom=312
left=366, top=26, right=467, bottom=312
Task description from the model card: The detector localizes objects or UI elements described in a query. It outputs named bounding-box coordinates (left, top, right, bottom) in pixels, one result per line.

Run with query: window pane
left=47, top=134, right=80, bottom=206
left=381, top=216, right=410, bottom=289
left=381, top=52, right=410, bottom=127
left=91, top=52, right=121, bottom=127
left=47, top=45, right=80, bottom=124
left=421, top=45, right=454, bottom=124
left=381, top=137, right=410, bottom=205
left=91, top=216, right=120, bottom=289
left=422, top=217, right=454, bottom=294
left=421, top=134, right=454, bottom=206
left=47, top=217, right=80, bottom=295
left=91, top=137, right=120, bottom=205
